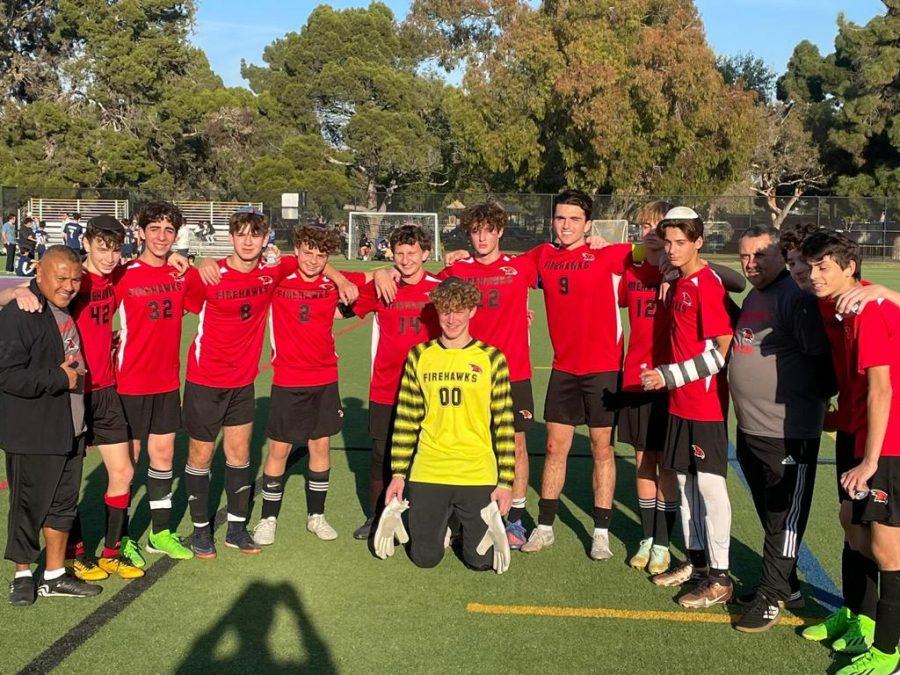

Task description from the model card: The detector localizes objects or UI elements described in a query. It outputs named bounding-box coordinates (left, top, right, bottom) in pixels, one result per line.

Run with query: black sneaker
left=37, top=573, right=102, bottom=598
left=736, top=588, right=804, bottom=610
left=224, top=523, right=261, bottom=555
left=353, top=516, right=375, bottom=540
left=9, top=576, right=35, bottom=606
left=735, top=592, right=782, bottom=633
left=191, top=525, right=217, bottom=560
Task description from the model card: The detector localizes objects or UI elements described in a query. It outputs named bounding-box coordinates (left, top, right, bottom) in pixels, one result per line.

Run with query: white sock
left=593, top=528, right=609, bottom=538
left=696, top=471, right=731, bottom=571
left=43, top=567, right=65, bottom=581
left=14, top=569, right=32, bottom=579
left=537, top=524, right=553, bottom=533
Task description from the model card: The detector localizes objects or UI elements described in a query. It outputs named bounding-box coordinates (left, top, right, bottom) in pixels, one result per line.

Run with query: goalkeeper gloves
left=373, top=498, right=409, bottom=559
left=476, top=501, right=511, bottom=574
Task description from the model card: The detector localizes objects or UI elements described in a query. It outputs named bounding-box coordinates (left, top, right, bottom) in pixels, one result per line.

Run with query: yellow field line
left=466, top=602, right=810, bottom=626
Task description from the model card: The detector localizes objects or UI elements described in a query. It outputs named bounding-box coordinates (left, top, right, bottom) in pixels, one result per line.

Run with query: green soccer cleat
left=120, top=537, right=146, bottom=568
left=801, top=606, right=853, bottom=642
left=836, top=647, right=900, bottom=675
left=833, top=614, right=875, bottom=654
left=146, top=529, right=194, bottom=560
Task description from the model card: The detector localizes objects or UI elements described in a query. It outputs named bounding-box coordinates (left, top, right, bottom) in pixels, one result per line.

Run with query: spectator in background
left=120, top=219, right=136, bottom=261
left=15, top=248, right=35, bottom=277
left=174, top=218, right=191, bottom=258
left=358, top=234, right=371, bottom=261
left=18, top=217, right=36, bottom=255
left=3, top=214, right=17, bottom=273
left=62, top=213, right=84, bottom=253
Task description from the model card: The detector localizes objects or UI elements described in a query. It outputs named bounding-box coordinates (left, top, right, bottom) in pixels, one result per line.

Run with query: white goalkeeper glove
left=476, top=501, right=511, bottom=575
left=373, top=498, right=409, bottom=559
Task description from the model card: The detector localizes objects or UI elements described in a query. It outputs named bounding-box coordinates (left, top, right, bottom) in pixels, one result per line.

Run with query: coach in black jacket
left=0, top=245, right=101, bottom=605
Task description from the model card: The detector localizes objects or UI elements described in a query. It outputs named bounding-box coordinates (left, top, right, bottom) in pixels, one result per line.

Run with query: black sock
left=261, top=473, right=285, bottom=519
left=653, top=501, right=679, bottom=548
left=688, top=549, right=708, bottom=569
left=874, top=570, right=900, bottom=654
left=859, top=552, right=880, bottom=619
left=225, top=462, right=252, bottom=522
left=103, top=492, right=129, bottom=552
left=147, top=466, right=173, bottom=534
left=507, top=497, right=526, bottom=523
left=842, top=543, right=858, bottom=612
left=593, top=506, right=613, bottom=530
left=638, top=498, right=655, bottom=539
left=306, top=469, right=330, bottom=516
left=537, top=498, right=558, bottom=527
left=185, top=465, right=211, bottom=526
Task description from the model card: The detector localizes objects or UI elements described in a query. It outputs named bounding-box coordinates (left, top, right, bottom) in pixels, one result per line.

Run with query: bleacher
left=174, top=201, right=264, bottom=258
left=25, top=198, right=130, bottom=243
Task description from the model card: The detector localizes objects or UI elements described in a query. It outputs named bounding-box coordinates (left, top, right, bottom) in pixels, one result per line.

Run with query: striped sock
left=306, top=469, right=330, bottom=515
left=147, top=466, right=173, bottom=534
left=261, top=473, right=285, bottom=519
left=638, top=497, right=656, bottom=539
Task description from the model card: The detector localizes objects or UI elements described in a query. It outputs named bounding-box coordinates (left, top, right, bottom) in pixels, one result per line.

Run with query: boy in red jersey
left=351, top=225, right=441, bottom=540
left=438, top=204, right=537, bottom=549
left=182, top=208, right=297, bottom=558
left=115, top=202, right=200, bottom=561
left=640, top=207, right=735, bottom=608
left=801, top=231, right=900, bottom=675
left=517, top=190, right=632, bottom=560
left=252, top=225, right=367, bottom=545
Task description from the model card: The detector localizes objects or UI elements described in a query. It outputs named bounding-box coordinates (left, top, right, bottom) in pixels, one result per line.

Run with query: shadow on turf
left=174, top=581, right=336, bottom=674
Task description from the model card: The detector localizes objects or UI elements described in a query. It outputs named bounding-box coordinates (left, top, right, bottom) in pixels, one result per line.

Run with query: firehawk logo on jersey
left=423, top=369, right=478, bottom=383
left=258, top=275, right=274, bottom=286
left=319, top=282, right=335, bottom=290
left=499, top=266, right=518, bottom=276
left=469, top=364, right=483, bottom=374
left=692, top=444, right=706, bottom=460
left=582, top=252, right=595, bottom=262
left=871, top=489, right=889, bottom=504
left=64, top=337, right=78, bottom=353
left=739, top=327, right=754, bottom=342
left=169, top=270, right=182, bottom=280
left=681, top=291, right=693, bottom=307
left=519, top=409, right=534, bottom=420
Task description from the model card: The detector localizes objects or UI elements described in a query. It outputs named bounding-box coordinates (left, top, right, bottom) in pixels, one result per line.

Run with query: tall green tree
left=779, top=1, right=899, bottom=197
left=242, top=3, right=451, bottom=210
left=409, top=0, right=761, bottom=196
left=716, top=53, right=776, bottom=104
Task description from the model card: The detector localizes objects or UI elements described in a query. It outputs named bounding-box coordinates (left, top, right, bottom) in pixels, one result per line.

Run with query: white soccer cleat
left=307, top=514, right=338, bottom=541
left=520, top=527, right=554, bottom=553
left=590, top=531, right=613, bottom=561
left=253, top=517, right=278, bottom=546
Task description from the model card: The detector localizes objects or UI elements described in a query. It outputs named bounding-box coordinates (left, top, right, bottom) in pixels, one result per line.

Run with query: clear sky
left=192, top=0, right=887, bottom=89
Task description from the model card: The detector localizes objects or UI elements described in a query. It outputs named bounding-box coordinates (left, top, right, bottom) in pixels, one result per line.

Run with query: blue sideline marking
left=728, top=443, right=842, bottom=612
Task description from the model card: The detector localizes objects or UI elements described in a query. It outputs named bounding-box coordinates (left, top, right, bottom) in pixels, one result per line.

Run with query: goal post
left=348, top=212, right=441, bottom=261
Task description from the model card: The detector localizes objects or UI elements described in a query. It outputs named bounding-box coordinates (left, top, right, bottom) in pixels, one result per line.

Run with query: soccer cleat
left=678, top=575, right=733, bottom=608
left=65, top=554, right=109, bottom=582
left=647, top=545, right=671, bottom=575
left=224, top=523, right=262, bottom=555
left=801, top=606, right=853, bottom=642
left=629, top=538, right=653, bottom=569
left=307, top=514, right=338, bottom=541
left=520, top=527, right=555, bottom=553
left=9, top=577, right=35, bottom=606
left=120, top=537, right=146, bottom=568
left=253, top=517, right=278, bottom=546
left=505, top=520, right=528, bottom=550
left=37, top=573, right=102, bottom=598
left=737, top=588, right=804, bottom=610
left=735, top=592, right=782, bottom=633
left=652, top=562, right=707, bottom=587
left=833, top=614, right=876, bottom=654
left=190, top=526, right=217, bottom=560
left=98, top=555, right=145, bottom=580
left=146, top=529, right=194, bottom=560
left=836, top=648, right=900, bottom=675
left=353, top=516, right=375, bottom=540
left=590, top=531, right=613, bottom=561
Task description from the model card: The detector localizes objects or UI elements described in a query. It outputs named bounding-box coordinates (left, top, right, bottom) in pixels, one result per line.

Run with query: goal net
left=590, top=219, right=630, bottom=244
left=348, top=211, right=441, bottom=261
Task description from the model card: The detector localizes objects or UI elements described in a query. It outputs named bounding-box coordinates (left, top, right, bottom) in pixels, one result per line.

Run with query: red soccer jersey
left=439, top=254, right=537, bottom=382
left=620, top=255, right=671, bottom=392
left=115, top=261, right=201, bottom=395
left=269, top=270, right=367, bottom=388
left=353, top=274, right=441, bottom=405
left=185, top=256, right=298, bottom=389
left=818, top=280, right=872, bottom=434
left=667, top=266, right=734, bottom=422
left=72, top=267, right=124, bottom=392
left=523, top=243, right=631, bottom=375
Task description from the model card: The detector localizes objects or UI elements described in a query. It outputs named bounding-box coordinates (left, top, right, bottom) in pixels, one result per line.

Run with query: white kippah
left=663, top=206, right=700, bottom=220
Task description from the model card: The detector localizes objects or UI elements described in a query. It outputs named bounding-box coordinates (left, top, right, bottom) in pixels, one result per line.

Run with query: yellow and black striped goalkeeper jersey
left=390, top=339, right=516, bottom=488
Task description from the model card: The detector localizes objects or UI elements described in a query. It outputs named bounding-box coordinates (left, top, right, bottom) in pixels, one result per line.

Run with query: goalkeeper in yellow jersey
left=383, top=277, right=516, bottom=570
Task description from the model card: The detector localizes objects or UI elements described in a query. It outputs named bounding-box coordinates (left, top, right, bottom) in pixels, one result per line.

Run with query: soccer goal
left=348, top=212, right=440, bottom=261
left=590, top=219, right=630, bottom=244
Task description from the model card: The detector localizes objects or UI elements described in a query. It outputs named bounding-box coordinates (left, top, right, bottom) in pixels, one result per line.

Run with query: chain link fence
left=3, top=186, right=898, bottom=260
